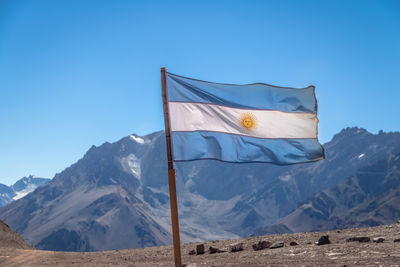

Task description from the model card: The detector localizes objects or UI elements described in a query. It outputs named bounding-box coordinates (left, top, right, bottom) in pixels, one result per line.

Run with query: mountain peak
left=328, top=127, right=371, bottom=144
left=339, top=126, right=368, bottom=135
left=330, top=127, right=400, bottom=145
left=0, top=176, right=50, bottom=207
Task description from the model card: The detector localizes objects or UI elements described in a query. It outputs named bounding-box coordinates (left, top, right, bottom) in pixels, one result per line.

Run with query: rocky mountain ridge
left=0, top=127, right=399, bottom=252
left=0, top=175, right=50, bottom=207
left=257, top=147, right=400, bottom=235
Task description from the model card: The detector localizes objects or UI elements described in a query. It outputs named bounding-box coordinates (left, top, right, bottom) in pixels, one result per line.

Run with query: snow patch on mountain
left=120, top=154, right=141, bottom=178
left=279, top=175, right=292, bottom=182
left=13, top=184, right=38, bottom=200
left=129, top=135, right=148, bottom=144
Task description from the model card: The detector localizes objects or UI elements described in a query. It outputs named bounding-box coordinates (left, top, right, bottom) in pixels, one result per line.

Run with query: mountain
left=257, top=148, right=400, bottom=235
left=184, top=127, right=400, bottom=236
left=0, top=219, right=32, bottom=249
left=0, top=132, right=172, bottom=251
left=0, top=127, right=399, bottom=252
left=0, top=175, right=50, bottom=207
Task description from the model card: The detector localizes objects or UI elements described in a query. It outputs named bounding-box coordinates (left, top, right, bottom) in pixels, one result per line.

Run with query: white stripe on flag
left=169, top=102, right=318, bottom=139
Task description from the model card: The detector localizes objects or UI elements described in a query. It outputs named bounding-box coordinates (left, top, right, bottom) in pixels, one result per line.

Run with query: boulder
left=209, top=246, right=225, bottom=254
left=229, top=242, right=243, bottom=253
left=252, top=240, right=271, bottom=251
left=269, top=242, right=284, bottom=249
left=316, top=235, right=330, bottom=246
left=196, top=244, right=205, bottom=255
left=373, top=237, right=385, bottom=243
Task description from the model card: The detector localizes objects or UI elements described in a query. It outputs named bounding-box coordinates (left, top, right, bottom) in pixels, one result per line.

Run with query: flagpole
left=161, top=67, right=182, bottom=267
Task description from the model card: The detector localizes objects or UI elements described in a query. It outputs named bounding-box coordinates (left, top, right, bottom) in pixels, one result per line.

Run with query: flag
left=165, top=72, right=325, bottom=165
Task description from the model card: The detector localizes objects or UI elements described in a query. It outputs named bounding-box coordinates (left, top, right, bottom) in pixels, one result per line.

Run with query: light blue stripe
left=172, top=131, right=325, bottom=165
left=166, top=72, right=317, bottom=113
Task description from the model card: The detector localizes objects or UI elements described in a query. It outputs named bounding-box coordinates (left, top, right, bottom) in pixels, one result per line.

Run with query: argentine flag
left=165, top=72, right=325, bottom=165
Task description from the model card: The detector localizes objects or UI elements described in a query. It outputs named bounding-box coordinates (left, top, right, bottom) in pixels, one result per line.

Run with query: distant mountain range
left=256, top=147, right=400, bottom=235
left=0, top=127, right=399, bottom=252
left=0, top=175, right=50, bottom=207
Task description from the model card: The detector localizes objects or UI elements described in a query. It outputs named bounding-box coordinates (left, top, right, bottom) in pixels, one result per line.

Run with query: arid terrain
left=0, top=220, right=32, bottom=250
left=1, top=222, right=400, bottom=266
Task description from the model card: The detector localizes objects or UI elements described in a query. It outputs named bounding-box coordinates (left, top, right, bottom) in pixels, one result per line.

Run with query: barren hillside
left=0, top=219, right=32, bottom=250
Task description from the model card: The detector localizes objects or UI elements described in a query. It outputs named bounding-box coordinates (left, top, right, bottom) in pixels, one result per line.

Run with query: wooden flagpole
left=161, top=67, right=182, bottom=267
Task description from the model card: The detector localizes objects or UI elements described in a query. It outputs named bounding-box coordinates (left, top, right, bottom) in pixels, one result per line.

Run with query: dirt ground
left=1, top=223, right=400, bottom=267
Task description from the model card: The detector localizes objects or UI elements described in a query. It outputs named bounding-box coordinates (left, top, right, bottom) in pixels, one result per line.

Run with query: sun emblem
left=239, top=112, right=258, bottom=131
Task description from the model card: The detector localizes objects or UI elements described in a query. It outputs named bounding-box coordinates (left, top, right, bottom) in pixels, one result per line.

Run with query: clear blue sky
left=1, top=0, right=399, bottom=185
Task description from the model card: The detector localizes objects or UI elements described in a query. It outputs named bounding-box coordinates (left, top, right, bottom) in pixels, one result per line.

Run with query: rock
left=209, top=246, right=224, bottom=254
left=252, top=240, right=271, bottom=251
left=346, top=237, right=370, bottom=242
left=196, top=244, right=205, bottom=255
left=317, top=235, right=330, bottom=246
left=394, top=238, right=400, bottom=243
left=209, top=246, right=218, bottom=254
left=229, top=242, right=243, bottom=253
left=289, top=241, right=298, bottom=246
left=373, top=237, right=385, bottom=243
left=188, top=250, right=196, bottom=255
left=269, top=241, right=284, bottom=249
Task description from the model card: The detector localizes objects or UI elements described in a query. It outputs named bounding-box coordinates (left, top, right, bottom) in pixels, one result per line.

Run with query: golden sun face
left=239, top=112, right=258, bottom=131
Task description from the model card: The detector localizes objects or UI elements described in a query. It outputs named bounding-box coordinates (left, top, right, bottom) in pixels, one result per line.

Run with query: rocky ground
left=1, top=223, right=400, bottom=266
